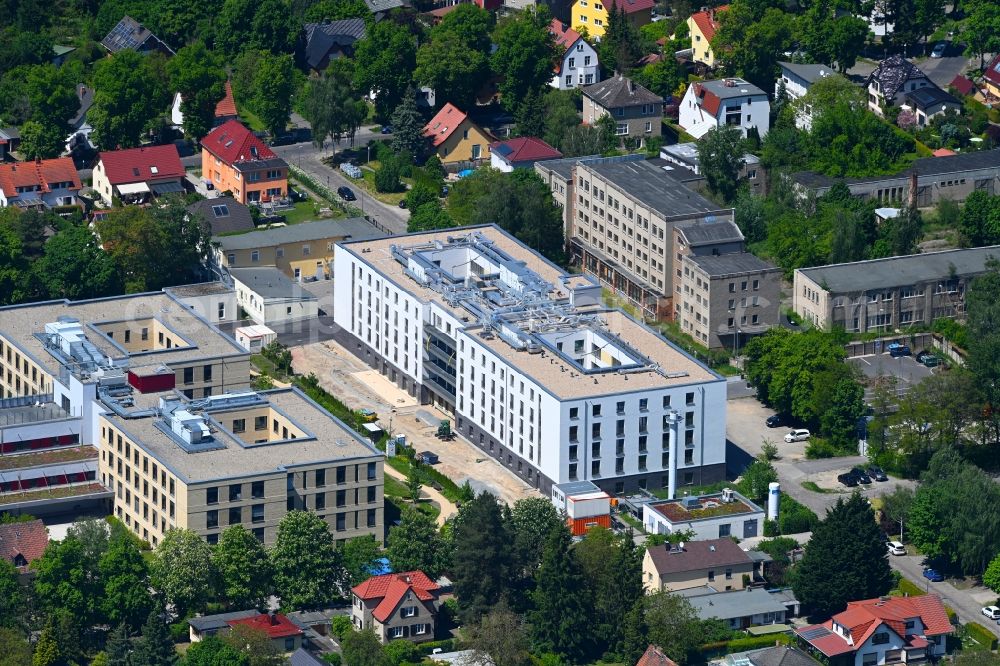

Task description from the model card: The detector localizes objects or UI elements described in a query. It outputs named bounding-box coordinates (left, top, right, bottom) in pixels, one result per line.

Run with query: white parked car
left=983, top=606, right=1000, bottom=620
left=784, top=429, right=811, bottom=443
left=887, top=541, right=906, bottom=556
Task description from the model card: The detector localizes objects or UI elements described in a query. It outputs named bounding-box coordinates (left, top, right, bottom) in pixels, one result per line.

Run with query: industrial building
left=333, top=226, right=727, bottom=495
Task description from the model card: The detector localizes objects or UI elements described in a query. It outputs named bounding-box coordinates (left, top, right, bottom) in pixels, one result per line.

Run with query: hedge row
left=700, top=631, right=792, bottom=657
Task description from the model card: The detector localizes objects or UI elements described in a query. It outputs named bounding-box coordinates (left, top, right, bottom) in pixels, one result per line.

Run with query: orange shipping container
left=568, top=514, right=611, bottom=536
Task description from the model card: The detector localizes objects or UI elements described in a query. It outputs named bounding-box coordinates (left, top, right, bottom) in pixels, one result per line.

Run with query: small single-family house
left=681, top=586, right=799, bottom=629
left=303, top=19, right=367, bottom=73
left=687, top=5, right=727, bottom=68
left=796, top=595, right=953, bottom=666
left=423, top=103, right=493, bottom=164
left=351, top=571, right=441, bottom=644
left=0, top=158, right=82, bottom=209
left=571, top=0, right=653, bottom=39
left=582, top=75, right=662, bottom=144
left=550, top=19, right=600, bottom=90
left=189, top=611, right=303, bottom=653
left=865, top=55, right=935, bottom=114
left=776, top=62, right=836, bottom=129
left=902, top=86, right=961, bottom=127
left=679, top=78, right=770, bottom=139
left=725, top=645, right=822, bottom=666
left=92, top=145, right=186, bottom=205
left=171, top=81, right=239, bottom=132
left=642, top=538, right=756, bottom=593
left=230, top=267, right=319, bottom=326
left=0, top=519, right=49, bottom=572
left=101, top=15, right=174, bottom=55
left=637, top=645, right=678, bottom=666
left=201, top=120, right=288, bottom=205
left=490, top=137, right=563, bottom=172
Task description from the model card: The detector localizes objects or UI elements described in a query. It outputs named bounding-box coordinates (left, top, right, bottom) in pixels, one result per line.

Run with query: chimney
left=709, top=7, right=716, bottom=21
left=270, top=613, right=280, bottom=625
left=908, top=170, right=917, bottom=208
left=628, top=79, right=636, bottom=94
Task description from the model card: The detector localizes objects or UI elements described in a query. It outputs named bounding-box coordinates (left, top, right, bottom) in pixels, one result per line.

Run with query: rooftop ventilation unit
left=44, top=319, right=108, bottom=371
left=160, top=397, right=212, bottom=445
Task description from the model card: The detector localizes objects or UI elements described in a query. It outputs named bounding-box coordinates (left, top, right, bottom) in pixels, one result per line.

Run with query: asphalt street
left=848, top=49, right=970, bottom=90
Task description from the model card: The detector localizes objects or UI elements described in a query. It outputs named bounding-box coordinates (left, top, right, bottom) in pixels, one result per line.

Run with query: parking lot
left=847, top=352, right=936, bottom=403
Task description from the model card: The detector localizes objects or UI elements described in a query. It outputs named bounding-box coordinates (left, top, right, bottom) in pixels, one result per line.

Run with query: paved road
left=848, top=50, right=971, bottom=89
left=890, top=552, right=1000, bottom=637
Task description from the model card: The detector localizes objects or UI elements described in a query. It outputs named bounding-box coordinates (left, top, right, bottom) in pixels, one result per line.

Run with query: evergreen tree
left=529, top=527, right=592, bottom=663
left=599, top=7, right=642, bottom=75
left=132, top=608, right=175, bottom=666
left=390, top=87, right=427, bottom=161
left=33, top=620, right=62, bottom=666
left=574, top=527, right=643, bottom=657
left=514, top=89, right=545, bottom=138
left=620, top=599, right=648, bottom=666
left=452, top=492, right=511, bottom=623
left=794, top=493, right=894, bottom=618
left=105, top=624, right=133, bottom=666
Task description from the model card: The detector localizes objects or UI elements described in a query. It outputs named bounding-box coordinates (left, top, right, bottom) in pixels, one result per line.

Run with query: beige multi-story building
left=673, top=221, right=782, bottom=350
left=793, top=246, right=1000, bottom=332
left=98, top=388, right=384, bottom=547
left=212, top=218, right=380, bottom=281
left=568, top=159, right=733, bottom=319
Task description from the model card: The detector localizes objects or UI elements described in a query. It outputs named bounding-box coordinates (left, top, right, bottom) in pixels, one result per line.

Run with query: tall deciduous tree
left=794, top=493, right=893, bottom=618
left=491, top=8, right=557, bottom=115
left=466, top=603, right=531, bottom=666
left=304, top=60, right=367, bottom=154
left=574, top=527, right=644, bottom=657
left=643, top=592, right=704, bottom=665
left=0, top=560, right=24, bottom=630
left=168, top=42, right=226, bottom=141
left=696, top=125, right=746, bottom=203
left=966, top=261, right=1000, bottom=444
left=100, top=531, right=153, bottom=631
left=151, top=529, right=216, bottom=618
left=89, top=50, right=170, bottom=149
left=353, top=20, right=417, bottom=121
left=341, top=629, right=388, bottom=666
left=386, top=506, right=447, bottom=579
left=341, top=535, right=383, bottom=587
left=529, top=527, right=592, bottom=662
left=33, top=224, right=121, bottom=300
left=0, top=628, right=32, bottom=666
left=17, top=120, right=67, bottom=159
left=271, top=510, right=342, bottom=609
left=234, top=50, right=297, bottom=137
left=184, top=636, right=250, bottom=666
left=32, top=536, right=102, bottom=622
left=214, top=525, right=273, bottom=610
left=962, top=0, right=1000, bottom=68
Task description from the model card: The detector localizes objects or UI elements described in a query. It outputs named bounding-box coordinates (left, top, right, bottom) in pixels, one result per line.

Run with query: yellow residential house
left=572, top=0, right=653, bottom=40
left=422, top=103, right=493, bottom=164
left=687, top=5, right=727, bottom=68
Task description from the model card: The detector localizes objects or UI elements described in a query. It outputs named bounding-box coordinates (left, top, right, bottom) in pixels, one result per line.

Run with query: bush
left=418, top=639, right=456, bottom=655
left=323, top=654, right=342, bottom=666
left=700, top=632, right=791, bottom=658
left=330, top=615, right=352, bottom=641
left=374, top=159, right=403, bottom=193
left=169, top=618, right=191, bottom=644
left=965, top=622, right=998, bottom=650
left=805, top=437, right=844, bottom=459
left=778, top=493, right=819, bottom=535
left=763, top=519, right=780, bottom=537
left=385, top=640, right=421, bottom=666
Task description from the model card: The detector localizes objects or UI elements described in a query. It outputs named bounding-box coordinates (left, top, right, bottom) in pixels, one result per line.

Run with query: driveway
left=847, top=353, right=936, bottom=403
left=848, top=51, right=972, bottom=89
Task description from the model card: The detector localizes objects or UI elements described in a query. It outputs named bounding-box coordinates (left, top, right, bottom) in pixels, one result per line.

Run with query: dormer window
left=132, top=168, right=140, bottom=176
left=150, top=166, right=158, bottom=174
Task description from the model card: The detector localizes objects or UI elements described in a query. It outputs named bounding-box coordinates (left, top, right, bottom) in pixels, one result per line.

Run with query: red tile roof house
left=490, top=137, right=563, bottom=172
left=0, top=157, right=82, bottom=210
left=170, top=81, right=239, bottom=132
left=201, top=120, right=289, bottom=205
left=0, top=519, right=49, bottom=572
left=92, top=144, right=186, bottom=206
left=188, top=610, right=304, bottom=653
left=637, top=645, right=679, bottom=666
left=795, top=595, right=953, bottom=666
left=351, top=571, right=440, bottom=644
left=550, top=19, right=600, bottom=90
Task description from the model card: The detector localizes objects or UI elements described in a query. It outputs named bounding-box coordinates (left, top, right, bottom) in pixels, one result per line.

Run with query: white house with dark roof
left=865, top=55, right=935, bottom=114
left=901, top=86, right=961, bottom=127
left=679, top=78, right=770, bottom=139
left=776, top=62, right=837, bottom=129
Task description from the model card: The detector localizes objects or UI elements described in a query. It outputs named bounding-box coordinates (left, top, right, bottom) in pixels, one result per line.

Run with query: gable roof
left=778, top=61, right=835, bottom=85
left=491, top=137, right=563, bottom=165
left=645, top=538, right=752, bottom=575
left=215, top=82, right=238, bottom=119
left=203, top=120, right=280, bottom=165
left=304, top=19, right=367, bottom=70
left=689, top=5, right=728, bottom=42
left=583, top=75, right=661, bottom=109
left=214, top=218, right=380, bottom=249
left=0, top=158, right=82, bottom=198
left=187, top=196, right=255, bottom=235
left=985, top=54, right=1000, bottom=88
left=867, top=55, right=929, bottom=99
left=227, top=612, right=303, bottom=639
left=734, top=645, right=821, bottom=666
left=949, top=74, right=976, bottom=96
left=364, top=0, right=405, bottom=12
left=98, top=145, right=185, bottom=185
left=424, top=103, right=475, bottom=147
left=637, top=645, right=678, bottom=666
left=101, top=15, right=174, bottom=55
left=352, top=571, right=440, bottom=623
left=290, top=648, right=327, bottom=666
left=189, top=610, right=262, bottom=633
left=0, top=519, right=48, bottom=570
left=904, top=85, right=959, bottom=109
left=606, top=0, right=656, bottom=14
left=796, top=595, right=952, bottom=658
left=230, top=267, right=318, bottom=300
left=550, top=18, right=583, bottom=53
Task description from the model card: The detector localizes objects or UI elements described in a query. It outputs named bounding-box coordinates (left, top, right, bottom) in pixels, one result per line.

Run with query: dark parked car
left=380, top=125, right=393, bottom=134
left=270, top=133, right=295, bottom=146
left=337, top=186, right=356, bottom=201
left=867, top=465, right=888, bottom=481
left=888, top=342, right=911, bottom=357
left=916, top=350, right=941, bottom=367
left=398, top=199, right=407, bottom=208
left=852, top=466, right=872, bottom=484
left=838, top=470, right=860, bottom=487
left=288, top=187, right=307, bottom=202
left=766, top=414, right=786, bottom=428
left=418, top=451, right=439, bottom=465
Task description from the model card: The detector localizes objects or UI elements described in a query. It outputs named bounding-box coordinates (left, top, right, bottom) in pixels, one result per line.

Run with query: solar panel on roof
left=801, top=627, right=831, bottom=640
left=105, top=19, right=145, bottom=50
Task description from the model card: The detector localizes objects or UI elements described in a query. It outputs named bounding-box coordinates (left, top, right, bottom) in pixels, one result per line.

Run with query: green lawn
left=281, top=201, right=323, bottom=225
left=360, top=166, right=408, bottom=205
left=801, top=481, right=837, bottom=493
left=239, top=110, right=267, bottom=132
left=384, top=475, right=410, bottom=498
left=251, top=354, right=290, bottom=382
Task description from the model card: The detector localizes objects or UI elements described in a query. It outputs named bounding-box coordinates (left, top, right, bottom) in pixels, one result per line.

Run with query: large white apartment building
left=333, top=226, right=727, bottom=495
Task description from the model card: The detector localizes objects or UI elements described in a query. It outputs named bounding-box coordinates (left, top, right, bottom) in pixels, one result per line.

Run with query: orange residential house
left=201, top=120, right=288, bottom=205
left=422, top=103, right=493, bottom=165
